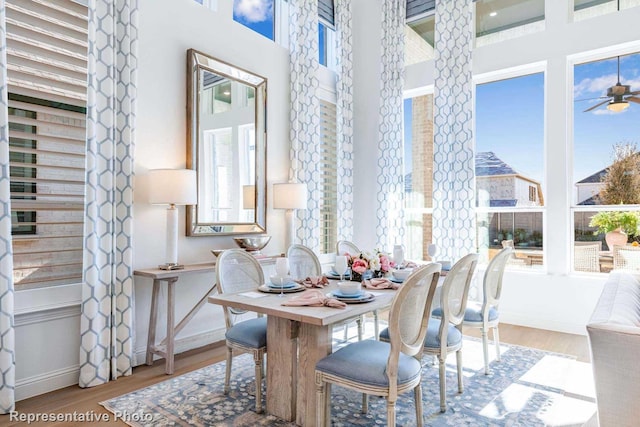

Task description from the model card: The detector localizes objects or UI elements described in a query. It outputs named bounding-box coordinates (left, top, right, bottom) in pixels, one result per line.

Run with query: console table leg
left=165, top=278, right=177, bottom=374
left=146, top=279, right=160, bottom=366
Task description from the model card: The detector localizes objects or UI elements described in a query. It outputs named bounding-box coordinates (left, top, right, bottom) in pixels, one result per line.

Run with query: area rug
left=101, top=337, right=597, bottom=426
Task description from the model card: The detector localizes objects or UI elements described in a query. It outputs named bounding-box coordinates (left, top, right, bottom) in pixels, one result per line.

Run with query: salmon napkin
left=296, top=276, right=329, bottom=288
left=363, top=278, right=399, bottom=290
left=281, top=289, right=347, bottom=308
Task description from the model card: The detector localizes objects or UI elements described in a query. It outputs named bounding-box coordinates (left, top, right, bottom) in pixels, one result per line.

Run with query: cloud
left=575, top=73, right=640, bottom=99
left=234, top=0, right=273, bottom=23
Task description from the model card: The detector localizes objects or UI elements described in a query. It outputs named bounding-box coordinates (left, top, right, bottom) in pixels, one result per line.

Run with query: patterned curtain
left=432, top=0, right=476, bottom=261
left=335, top=0, right=354, bottom=242
left=0, top=3, right=15, bottom=414
left=375, top=0, right=406, bottom=250
left=79, top=0, right=137, bottom=387
left=289, top=0, right=320, bottom=250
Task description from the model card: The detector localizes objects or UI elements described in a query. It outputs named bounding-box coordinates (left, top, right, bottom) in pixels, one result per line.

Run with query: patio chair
left=463, top=246, right=512, bottom=375
left=613, top=245, right=640, bottom=271
left=574, top=243, right=600, bottom=272
left=315, top=264, right=441, bottom=427
left=215, top=249, right=267, bottom=413
left=380, top=253, right=478, bottom=412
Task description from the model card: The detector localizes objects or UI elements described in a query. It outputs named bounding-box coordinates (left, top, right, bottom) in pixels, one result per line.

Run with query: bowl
left=270, top=275, right=292, bottom=286
left=392, top=268, right=413, bottom=281
left=233, top=235, right=271, bottom=252
left=337, top=281, right=361, bottom=296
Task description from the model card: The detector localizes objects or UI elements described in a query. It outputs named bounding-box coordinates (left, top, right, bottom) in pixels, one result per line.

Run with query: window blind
left=6, top=0, right=88, bottom=288
left=318, top=0, right=334, bottom=26
left=319, top=100, right=337, bottom=255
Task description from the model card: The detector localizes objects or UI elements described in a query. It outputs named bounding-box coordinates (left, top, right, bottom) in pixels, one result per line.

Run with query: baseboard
left=134, top=328, right=226, bottom=366
left=501, top=311, right=588, bottom=336
left=16, top=365, right=79, bottom=402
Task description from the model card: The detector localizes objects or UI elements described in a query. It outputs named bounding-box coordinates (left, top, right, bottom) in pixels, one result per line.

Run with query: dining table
left=207, top=279, right=399, bottom=426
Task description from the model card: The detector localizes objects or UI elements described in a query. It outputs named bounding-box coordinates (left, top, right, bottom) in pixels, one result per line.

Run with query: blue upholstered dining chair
left=462, top=246, right=512, bottom=375
left=381, top=253, right=478, bottom=413
left=287, top=244, right=322, bottom=280
left=315, top=263, right=441, bottom=427
left=215, top=249, right=267, bottom=413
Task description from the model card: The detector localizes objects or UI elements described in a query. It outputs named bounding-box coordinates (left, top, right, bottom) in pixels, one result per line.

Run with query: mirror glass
left=187, top=49, right=267, bottom=235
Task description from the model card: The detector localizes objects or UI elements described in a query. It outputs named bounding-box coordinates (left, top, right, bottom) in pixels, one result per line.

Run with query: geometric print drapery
left=432, top=0, right=476, bottom=262
left=79, top=0, right=137, bottom=387
left=335, top=0, right=354, bottom=242
left=375, top=0, right=406, bottom=251
left=0, top=2, right=15, bottom=414
left=289, top=0, right=321, bottom=251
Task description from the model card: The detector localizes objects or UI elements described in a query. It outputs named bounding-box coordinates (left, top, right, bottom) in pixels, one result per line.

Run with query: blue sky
left=405, top=52, right=640, bottom=186
left=232, top=0, right=274, bottom=40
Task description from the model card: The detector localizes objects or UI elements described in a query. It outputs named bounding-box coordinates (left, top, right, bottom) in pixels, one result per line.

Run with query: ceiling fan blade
left=630, top=90, right=640, bottom=95
left=626, top=96, right=640, bottom=104
left=583, top=99, right=610, bottom=112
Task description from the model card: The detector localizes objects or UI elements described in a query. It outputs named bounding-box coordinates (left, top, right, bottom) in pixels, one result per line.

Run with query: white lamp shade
left=243, top=185, right=256, bottom=209
left=148, top=169, right=197, bottom=205
left=273, top=183, right=307, bottom=210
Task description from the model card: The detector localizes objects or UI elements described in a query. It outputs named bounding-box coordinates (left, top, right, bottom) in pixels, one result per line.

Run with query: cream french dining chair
left=574, top=243, right=600, bottom=272
left=215, top=249, right=267, bottom=413
left=315, top=264, right=441, bottom=427
left=462, top=246, right=512, bottom=375
left=334, top=240, right=368, bottom=340
left=336, top=239, right=360, bottom=256
left=287, top=244, right=322, bottom=280
left=613, top=244, right=640, bottom=271
left=381, top=253, right=478, bottom=412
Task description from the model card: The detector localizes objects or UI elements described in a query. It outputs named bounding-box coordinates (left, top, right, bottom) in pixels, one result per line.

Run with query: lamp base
left=158, top=263, right=185, bottom=271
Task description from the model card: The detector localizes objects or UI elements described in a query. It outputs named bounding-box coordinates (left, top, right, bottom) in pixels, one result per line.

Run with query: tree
left=599, top=142, right=640, bottom=205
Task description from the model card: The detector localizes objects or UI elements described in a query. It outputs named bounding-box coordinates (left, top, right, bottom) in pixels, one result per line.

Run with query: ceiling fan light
left=607, top=100, right=629, bottom=112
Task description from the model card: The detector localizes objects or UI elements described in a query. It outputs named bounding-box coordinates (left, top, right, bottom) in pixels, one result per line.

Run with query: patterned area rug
left=102, top=337, right=597, bottom=426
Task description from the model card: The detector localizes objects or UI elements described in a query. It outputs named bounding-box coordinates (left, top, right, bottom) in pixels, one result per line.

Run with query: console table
left=134, top=255, right=281, bottom=375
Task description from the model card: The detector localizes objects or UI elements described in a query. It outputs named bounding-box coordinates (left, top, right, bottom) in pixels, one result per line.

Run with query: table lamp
left=148, top=169, right=197, bottom=270
left=273, top=182, right=307, bottom=250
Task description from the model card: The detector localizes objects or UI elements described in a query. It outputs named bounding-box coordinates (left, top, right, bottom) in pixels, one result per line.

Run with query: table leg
left=296, top=323, right=332, bottom=426
left=145, top=279, right=161, bottom=366
left=266, top=316, right=298, bottom=421
left=165, top=278, right=177, bottom=374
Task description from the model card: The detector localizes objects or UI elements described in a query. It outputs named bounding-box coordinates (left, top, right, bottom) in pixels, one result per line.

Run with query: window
left=6, top=0, right=88, bottom=288
left=405, top=13, right=435, bottom=65
left=475, top=72, right=545, bottom=268
left=572, top=52, right=640, bottom=273
left=573, top=0, right=640, bottom=21
left=403, top=93, right=434, bottom=261
left=233, top=0, right=275, bottom=40
left=475, top=0, right=545, bottom=47
left=318, top=0, right=335, bottom=68
left=319, top=100, right=337, bottom=255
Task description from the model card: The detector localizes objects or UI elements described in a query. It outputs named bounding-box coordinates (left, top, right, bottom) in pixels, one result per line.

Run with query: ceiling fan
left=584, top=56, right=640, bottom=113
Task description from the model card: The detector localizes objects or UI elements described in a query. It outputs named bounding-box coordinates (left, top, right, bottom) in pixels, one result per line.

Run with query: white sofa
left=587, top=271, right=640, bottom=427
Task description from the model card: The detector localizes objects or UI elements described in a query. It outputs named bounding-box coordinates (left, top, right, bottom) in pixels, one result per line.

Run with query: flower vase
left=350, top=270, right=375, bottom=282
left=605, top=228, right=627, bottom=251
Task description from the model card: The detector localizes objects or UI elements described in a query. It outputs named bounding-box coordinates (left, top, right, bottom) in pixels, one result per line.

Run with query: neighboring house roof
left=475, top=151, right=518, bottom=177
left=578, top=193, right=603, bottom=205
left=577, top=167, right=608, bottom=184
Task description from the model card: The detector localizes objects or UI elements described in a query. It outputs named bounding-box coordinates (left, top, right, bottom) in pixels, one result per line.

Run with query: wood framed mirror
left=186, top=49, right=267, bottom=236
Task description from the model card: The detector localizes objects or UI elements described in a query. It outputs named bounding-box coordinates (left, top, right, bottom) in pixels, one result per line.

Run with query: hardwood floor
left=3, top=323, right=590, bottom=426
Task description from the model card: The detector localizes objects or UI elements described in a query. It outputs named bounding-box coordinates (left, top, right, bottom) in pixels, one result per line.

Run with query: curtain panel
left=335, top=0, right=354, bottom=242
left=0, top=2, right=16, bottom=414
left=79, top=0, right=138, bottom=388
left=375, top=0, right=406, bottom=250
left=432, top=0, right=476, bottom=261
left=289, top=0, right=321, bottom=250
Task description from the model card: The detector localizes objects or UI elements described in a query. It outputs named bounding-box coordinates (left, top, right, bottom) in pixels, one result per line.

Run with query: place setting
left=326, top=280, right=376, bottom=304
left=257, top=257, right=306, bottom=294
